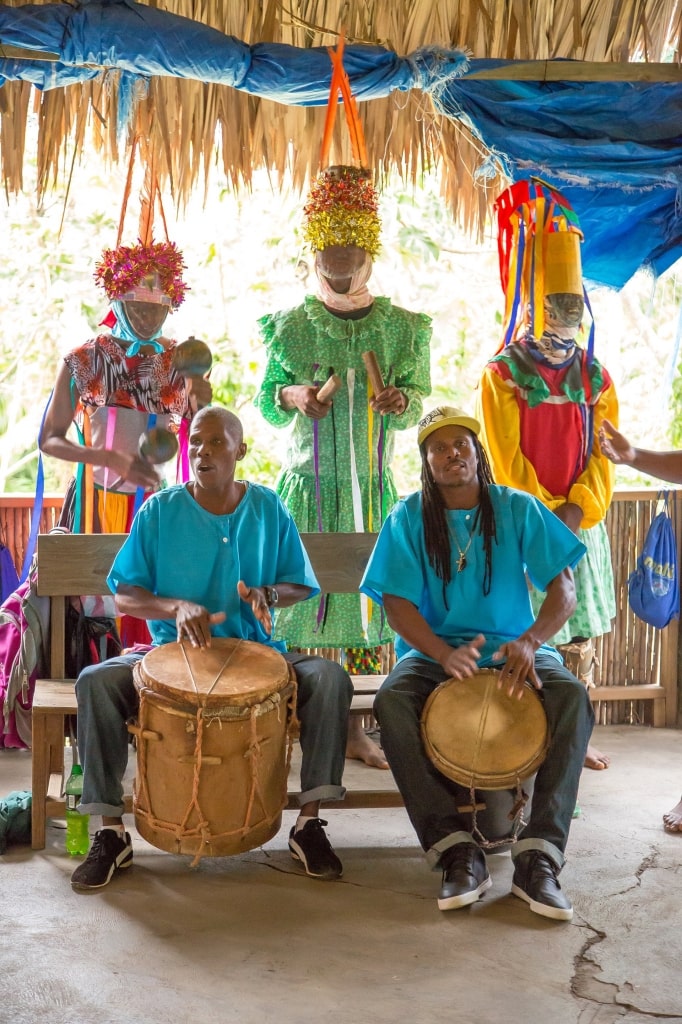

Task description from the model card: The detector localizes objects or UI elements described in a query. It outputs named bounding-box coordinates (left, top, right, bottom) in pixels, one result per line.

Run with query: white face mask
left=314, top=250, right=374, bottom=312
left=525, top=300, right=578, bottom=366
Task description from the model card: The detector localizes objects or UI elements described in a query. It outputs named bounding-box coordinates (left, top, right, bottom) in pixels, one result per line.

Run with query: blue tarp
left=438, top=62, right=682, bottom=287
left=0, top=1, right=465, bottom=100
left=1, top=0, right=681, bottom=288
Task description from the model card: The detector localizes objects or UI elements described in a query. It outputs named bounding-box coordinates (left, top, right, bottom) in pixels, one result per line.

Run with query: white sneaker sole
left=288, top=838, right=343, bottom=880
left=511, top=882, right=573, bottom=921
left=71, top=850, right=133, bottom=891
left=438, top=874, right=492, bottom=911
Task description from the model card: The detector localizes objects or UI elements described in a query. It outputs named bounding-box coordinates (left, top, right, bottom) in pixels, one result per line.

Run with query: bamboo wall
left=0, top=494, right=65, bottom=574
left=593, top=489, right=682, bottom=728
left=1, top=489, right=680, bottom=728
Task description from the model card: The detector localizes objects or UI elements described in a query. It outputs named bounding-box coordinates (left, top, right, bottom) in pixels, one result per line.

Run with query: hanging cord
left=19, top=391, right=53, bottom=583
left=319, top=31, right=368, bottom=170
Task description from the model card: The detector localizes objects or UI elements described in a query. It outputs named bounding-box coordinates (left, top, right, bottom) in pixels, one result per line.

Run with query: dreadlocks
left=420, top=433, right=497, bottom=599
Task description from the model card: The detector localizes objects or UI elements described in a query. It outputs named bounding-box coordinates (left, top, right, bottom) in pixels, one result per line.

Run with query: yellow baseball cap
left=417, top=406, right=481, bottom=446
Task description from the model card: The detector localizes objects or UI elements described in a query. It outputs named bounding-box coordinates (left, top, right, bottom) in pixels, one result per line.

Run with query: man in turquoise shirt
left=71, top=406, right=352, bottom=892
left=361, top=405, right=594, bottom=921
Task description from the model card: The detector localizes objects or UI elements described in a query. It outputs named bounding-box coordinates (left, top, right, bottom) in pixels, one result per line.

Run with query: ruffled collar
left=303, top=295, right=391, bottom=341
left=492, top=342, right=604, bottom=409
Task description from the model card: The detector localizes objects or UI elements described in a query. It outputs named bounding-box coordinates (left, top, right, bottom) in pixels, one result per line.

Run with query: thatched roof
left=1, top=0, right=682, bottom=251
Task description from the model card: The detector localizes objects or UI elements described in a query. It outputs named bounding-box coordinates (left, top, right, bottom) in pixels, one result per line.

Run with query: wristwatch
left=263, top=585, right=279, bottom=607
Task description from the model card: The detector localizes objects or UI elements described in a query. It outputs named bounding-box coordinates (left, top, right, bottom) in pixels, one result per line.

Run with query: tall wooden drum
left=131, top=638, right=295, bottom=861
left=421, top=668, right=548, bottom=790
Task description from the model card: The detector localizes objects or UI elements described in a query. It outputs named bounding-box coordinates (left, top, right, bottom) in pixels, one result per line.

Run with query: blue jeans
left=374, top=654, right=594, bottom=871
left=77, top=650, right=352, bottom=817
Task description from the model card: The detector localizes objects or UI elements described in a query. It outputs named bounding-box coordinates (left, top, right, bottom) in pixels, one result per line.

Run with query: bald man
left=70, top=406, right=352, bottom=892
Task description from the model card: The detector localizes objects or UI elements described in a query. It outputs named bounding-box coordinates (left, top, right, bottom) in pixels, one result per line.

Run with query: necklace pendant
left=457, top=553, right=467, bottom=572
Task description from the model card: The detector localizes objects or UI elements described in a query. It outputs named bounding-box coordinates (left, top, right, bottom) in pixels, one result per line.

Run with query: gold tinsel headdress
left=303, top=166, right=381, bottom=257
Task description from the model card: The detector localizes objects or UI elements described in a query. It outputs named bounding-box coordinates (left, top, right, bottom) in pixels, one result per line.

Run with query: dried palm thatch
left=1, top=0, right=682, bottom=237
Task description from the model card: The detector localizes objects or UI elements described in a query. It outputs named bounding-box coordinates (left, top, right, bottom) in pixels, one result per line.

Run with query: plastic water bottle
left=65, top=764, right=90, bottom=856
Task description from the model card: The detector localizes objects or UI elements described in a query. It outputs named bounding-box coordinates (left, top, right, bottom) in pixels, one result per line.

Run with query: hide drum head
left=133, top=637, right=291, bottom=708
left=420, top=668, right=549, bottom=789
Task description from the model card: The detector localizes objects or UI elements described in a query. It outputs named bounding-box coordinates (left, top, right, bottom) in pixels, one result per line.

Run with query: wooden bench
left=30, top=530, right=401, bottom=850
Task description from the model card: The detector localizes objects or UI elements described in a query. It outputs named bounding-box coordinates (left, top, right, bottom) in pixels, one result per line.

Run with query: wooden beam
left=0, top=44, right=61, bottom=63
left=589, top=684, right=665, bottom=701
left=466, top=60, right=682, bottom=83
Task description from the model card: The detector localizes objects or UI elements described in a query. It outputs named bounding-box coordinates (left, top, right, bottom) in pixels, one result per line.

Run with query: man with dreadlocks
left=255, top=165, right=432, bottom=770
left=361, top=406, right=594, bottom=920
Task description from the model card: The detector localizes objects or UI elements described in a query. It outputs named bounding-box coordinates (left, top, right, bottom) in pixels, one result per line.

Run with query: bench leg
left=31, top=712, right=66, bottom=850
left=31, top=715, right=49, bottom=850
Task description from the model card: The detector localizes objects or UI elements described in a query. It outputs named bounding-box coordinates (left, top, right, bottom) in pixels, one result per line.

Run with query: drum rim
left=420, top=669, right=549, bottom=789
left=133, top=636, right=292, bottom=707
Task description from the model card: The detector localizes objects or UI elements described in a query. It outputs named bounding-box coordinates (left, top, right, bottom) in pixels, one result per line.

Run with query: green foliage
left=209, top=340, right=280, bottom=483
left=670, top=361, right=682, bottom=448
left=396, top=223, right=440, bottom=262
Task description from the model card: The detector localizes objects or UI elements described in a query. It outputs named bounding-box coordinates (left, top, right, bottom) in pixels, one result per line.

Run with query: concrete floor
left=2, top=724, right=682, bottom=1024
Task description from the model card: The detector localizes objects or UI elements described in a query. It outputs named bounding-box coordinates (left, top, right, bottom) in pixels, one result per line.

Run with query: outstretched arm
left=599, top=419, right=682, bottom=484
left=114, top=583, right=226, bottom=648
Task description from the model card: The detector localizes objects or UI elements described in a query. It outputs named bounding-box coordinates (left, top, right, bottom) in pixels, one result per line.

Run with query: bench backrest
left=36, top=530, right=378, bottom=678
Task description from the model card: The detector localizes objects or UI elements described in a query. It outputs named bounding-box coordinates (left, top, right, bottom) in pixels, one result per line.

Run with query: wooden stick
left=316, top=372, right=342, bottom=403
left=361, top=350, right=384, bottom=395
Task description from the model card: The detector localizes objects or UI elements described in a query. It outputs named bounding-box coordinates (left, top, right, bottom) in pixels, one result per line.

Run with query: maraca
left=171, top=336, right=213, bottom=378
left=139, top=427, right=179, bottom=465
left=316, top=372, right=342, bottom=403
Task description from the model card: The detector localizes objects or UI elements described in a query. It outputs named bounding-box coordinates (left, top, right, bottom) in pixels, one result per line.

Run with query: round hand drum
left=421, top=668, right=549, bottom=790
left=131, top=638, right=295, bottom=860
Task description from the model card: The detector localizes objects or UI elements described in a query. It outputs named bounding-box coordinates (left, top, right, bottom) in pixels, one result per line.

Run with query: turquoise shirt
left=360, top=485, right=586, bottom=666
left=107, top=482, right=320, bottom=650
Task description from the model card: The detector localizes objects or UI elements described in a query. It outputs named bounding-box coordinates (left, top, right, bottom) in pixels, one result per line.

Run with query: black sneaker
left=288, top=818, right=343, bottom=880
left=438, top=842, right=492, bottom=911
left=511, top=850, right=573, bottom=921
left=71, top=829, right=133, bottom=892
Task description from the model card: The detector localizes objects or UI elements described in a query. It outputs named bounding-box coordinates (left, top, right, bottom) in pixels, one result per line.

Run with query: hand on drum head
left=440, top=634, right=485, bottom=679
left=175, top=602, right=226, bottom=648
left=491, top=637, right=542, bottom=698
left=237, top=580, right=273, bottom=636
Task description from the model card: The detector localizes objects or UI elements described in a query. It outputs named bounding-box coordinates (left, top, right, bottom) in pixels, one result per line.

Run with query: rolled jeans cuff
left=426, top=831, right=476, bottom=870
left=78, top=801, right=125, bottom=818
left=296, top=784, right=346, bottom=807
left=510, top=836, right=565, bottom=870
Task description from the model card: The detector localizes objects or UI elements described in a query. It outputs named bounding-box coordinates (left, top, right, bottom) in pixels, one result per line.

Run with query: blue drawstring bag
left=628, top=492, right=680, bottom=629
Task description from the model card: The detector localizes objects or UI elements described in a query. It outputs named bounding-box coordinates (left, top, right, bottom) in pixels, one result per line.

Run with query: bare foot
left=584, top=744, right=610, bottom=770
left=346, top=718, right=388, bottom=769
left=663, top=797, right=682, bottom=833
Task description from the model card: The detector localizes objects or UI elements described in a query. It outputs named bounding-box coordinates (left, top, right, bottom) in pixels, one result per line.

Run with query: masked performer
left=255, top=166, right=432, bottom=768
left=41, top=240, right=211, bottom=645
left=476, top=180, right=618, bottom=772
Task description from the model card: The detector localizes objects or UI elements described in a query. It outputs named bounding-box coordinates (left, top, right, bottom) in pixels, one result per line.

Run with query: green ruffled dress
left=255, top=295, right=432, bottom=648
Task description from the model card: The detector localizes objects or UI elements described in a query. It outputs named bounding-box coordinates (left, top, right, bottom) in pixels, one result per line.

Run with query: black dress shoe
left=511, top=850, right=573, bottom=921
left=438, top=842, right=492, bottom=911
